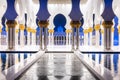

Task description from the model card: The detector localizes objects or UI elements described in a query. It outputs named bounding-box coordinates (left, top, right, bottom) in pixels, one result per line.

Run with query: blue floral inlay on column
left=37, top=0, right=50, bottom=21
left=4, top=0, right=18, bottom=20
left=69, top=0, right=83, bottom=21
left=101, top=0, right=115, bottom=21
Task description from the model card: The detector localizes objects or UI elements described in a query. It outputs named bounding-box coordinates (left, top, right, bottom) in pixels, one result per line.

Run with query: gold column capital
left=111, top=27, right=114, bottom=32
left=0, top=29, right=2, bottom=33
left=94, top=24, right=100, bottom=31
left=16, top=29, right=19, bottom=33
left=19, top=24, right=25, bottom=30
left=6, top=20, right=17, bottom=28
left=118, top=29, right=120, bottom=34
left=102, top=21, right=113, bottom=28
left=88, top=27, right=93, bottom=32
left=38, top=21, right=49, bottom=28
left=66, top=29, right=72, bottom=33
left=70, top=21, right=81, bottom=28
left=31, top=29, right=36, bottom=33
left=48, top=29, right=54, bottom=33
left=26, top=27, right=31, bottom=32
left=101, top=29, right=104, bottom=34
left=83, top=29, right=88, bottom=34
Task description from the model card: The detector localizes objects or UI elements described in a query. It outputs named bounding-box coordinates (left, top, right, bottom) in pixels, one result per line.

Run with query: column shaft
left=8, top=27, right=15, bottom=49
left=76, top=28, right=79, bottom=49
left=40, top=27, right=43, bottom=50
left=44, top=28, right=47, bottom=50
left=104, top=28, right=111, bottom=50
left=72, top=27, right=75, bottom=50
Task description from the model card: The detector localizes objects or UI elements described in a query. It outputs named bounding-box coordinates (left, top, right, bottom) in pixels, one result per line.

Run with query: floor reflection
left=18, top=53, right=98, bottom=80
left=85, top=53, right=120, bottom=80
left=0, top=53, right=33, bottom=71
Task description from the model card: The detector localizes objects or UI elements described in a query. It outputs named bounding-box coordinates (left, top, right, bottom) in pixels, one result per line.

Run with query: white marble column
left=68, top=33, right=71, bottom=45
left=15, top=29, right=19, bottom=46
left=111, top=27, right=114, bottom=48
left=51, top=32, right=54, bottom=46
left=95, top=24, right=100, bottom=47
left=27, top=27, right=31, bottom=45
left=6, top=27, right=8, bottom=46
left=66, top=31, right=69, bottom=45
left=48, top=32, right=51, bottom=46
left=88, top=27, right=93, bottom=46
left=118, top=54, right=120, bottom=75
left=19, top=24, right=25, bottom=47
left=84, top=29, right=88, bottom=46
left=0, top=28, right=1, bottom=46
left=101, top=29, right=104, bottom=47
left=31, top=29, right=36, bottom=45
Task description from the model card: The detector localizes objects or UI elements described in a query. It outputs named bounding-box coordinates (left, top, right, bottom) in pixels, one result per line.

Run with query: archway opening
left=53, top=14, right=66, bottom=45
left=53, top=14, right=66, bottom=32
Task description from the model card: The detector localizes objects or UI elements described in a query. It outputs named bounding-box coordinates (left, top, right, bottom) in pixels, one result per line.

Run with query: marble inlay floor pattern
left=18, top=53, right=98, bottom=80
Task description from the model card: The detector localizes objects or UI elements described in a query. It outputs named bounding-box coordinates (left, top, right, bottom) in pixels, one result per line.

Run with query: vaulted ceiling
left=48, top=0, right=71, bottom=4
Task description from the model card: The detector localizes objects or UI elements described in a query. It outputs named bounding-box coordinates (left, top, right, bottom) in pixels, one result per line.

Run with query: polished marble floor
left=17, top=53, right=98, bottom=80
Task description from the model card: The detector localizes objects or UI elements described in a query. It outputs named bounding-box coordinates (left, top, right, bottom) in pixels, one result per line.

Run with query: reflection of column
left=6, top=20, right=17, bottom=49
left=101, top=29, right=104, bottom=47
left=111, top=54, right=114, bottom=75
left=104, top=54, right=111, bottom=70
left=15, top=54, right=19, bottom=64
left=95, top=54, right=99, bottom=66
left=8, top=54, right=15, bottom=68
left=19, top=24, right=25, bottom=46
left=118, top=54, right=120, bottom=75
left=27, top=27, right=31, bottom=45
left=102, top=21, right=113, bottom=50
left=0, top=54, right=1, bottom=66
left=95, top=24, right=100, bottom=47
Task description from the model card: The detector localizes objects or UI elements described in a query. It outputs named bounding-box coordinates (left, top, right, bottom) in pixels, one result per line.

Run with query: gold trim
left=101, top=29, right=104, bottom=34
left=111, top=27, right=114, bottom=32
left=0, top=29, right=2, bottom=33
left=6, top=20, right=17, bottom=28
left=70, top=21, right=81, bottom=28
left=38, top=21, right=49, bottom=28
left=84, top=29, right=88, bottom=34
left=19, top=24, right=25, bottom=30
left=66, top=29, right=72, bottom=33
left=88, top=27, right=93, bottom=32
left=102, top=21, right=113, bottom=28
left=94, top=24, right=100, bottom=30
left=16, top=29, right=19, bottom=33
left=48, top=29, right=54, bottom=33
left=26, top=27, right=31, bottom=32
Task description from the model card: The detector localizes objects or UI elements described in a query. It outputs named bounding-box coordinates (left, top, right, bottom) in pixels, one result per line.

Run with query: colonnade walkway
left=16, top=53, right=99, bottom=80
